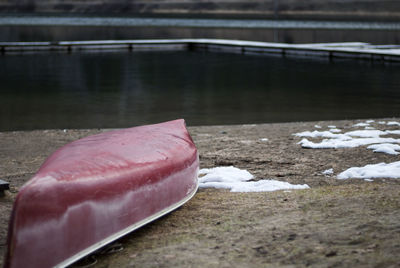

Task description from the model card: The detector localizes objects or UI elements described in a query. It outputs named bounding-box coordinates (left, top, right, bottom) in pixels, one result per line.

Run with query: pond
left=1, top=50, right=399, bottom=131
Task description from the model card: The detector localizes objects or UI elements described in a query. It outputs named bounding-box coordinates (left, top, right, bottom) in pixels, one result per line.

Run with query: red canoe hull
left=5, top=119, right=199, bottom=268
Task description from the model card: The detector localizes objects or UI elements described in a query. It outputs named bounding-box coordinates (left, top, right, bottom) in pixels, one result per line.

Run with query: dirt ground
left=1, top=119, right=399, bottom=267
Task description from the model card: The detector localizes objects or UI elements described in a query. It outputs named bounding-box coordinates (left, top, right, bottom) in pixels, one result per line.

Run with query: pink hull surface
left=5, top=119, right=199, bottom=268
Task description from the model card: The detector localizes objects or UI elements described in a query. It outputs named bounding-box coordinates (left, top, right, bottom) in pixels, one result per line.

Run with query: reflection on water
left=1, top=15, right=400, bottom=44
left=2, top=25, right=400, bottom=44
left=0, top=51, right=399, bottom=131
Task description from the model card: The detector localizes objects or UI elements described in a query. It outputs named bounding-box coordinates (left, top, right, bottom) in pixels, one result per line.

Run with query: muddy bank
left=1, top=119, right=399, bottom=267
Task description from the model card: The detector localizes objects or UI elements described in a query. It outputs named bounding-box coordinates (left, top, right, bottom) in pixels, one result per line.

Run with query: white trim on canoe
left=55, top=179, right=199, bottom=268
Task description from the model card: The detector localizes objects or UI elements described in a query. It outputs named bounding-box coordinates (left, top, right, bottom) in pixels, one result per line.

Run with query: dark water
left=2, top=25, right=400, bottom=44
left=1, top=50, right=399, bottom=131
left=1, top=16, right=400, bottom=44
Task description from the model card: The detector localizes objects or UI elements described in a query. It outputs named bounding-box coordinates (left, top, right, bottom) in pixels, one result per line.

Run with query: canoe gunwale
left=55, top=177, right=198, bottom=268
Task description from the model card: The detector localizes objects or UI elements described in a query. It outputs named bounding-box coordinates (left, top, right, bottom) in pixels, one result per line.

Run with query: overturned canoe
left=5, top=119, right=199, bottom=268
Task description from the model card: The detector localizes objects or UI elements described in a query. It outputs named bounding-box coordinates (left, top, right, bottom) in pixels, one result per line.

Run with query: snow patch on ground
left=295, top=120, right=400, bottom=180
left=298, top=137, right=400, bottom=149
left=330, top=128, right=342, bottom=133
left=294, top=130, right=344, bottom=139
left=240, top=140, right=254, bottom=145
left=337, top=161, right=400, bottom=180
left=295, top=129, right=391, bottom=139
left=353, top=122, right=370, bottom=127
left=198, top=166, right=310, bottom=192
left=386, top=130, right=400, bottom=135
left=387, top=121, right=400, bottom=126
left=367, top=143, right=400, bottom=155
left=345, top=130, right=387, bottom=138
left=322, top=168, right=334, bottom=176
left=295, top=123, right=400, bottom=149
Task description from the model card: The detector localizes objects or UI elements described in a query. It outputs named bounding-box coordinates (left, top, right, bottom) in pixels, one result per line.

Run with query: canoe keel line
left=4, top=119, right=199, bottom=268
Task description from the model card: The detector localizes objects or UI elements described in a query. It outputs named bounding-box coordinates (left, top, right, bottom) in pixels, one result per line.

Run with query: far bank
left=1, top=0, right=400, bottom=22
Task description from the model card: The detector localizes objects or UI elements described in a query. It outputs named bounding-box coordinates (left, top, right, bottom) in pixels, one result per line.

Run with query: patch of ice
left=298, top=137, right=400, bottom=149
left=230, top=180, right=310, bottom=192
left=314, top=125, right=322, bottom=129
left=199, top=166, right=253, bottom=183
left=330, top=128, right=342, bottom=133
left=295, top=122, right=400, bottom=180
left=328, top=125, right=336, bottom=128
left=260, top=138, right=269, bottom=142
left=198, top=166, right=310, bottom=192
left=345, top=130, right=387, bottom=138
left=294, top=130, right=346, bottom=139
left=337, top=161, right=400, bottom=179
left=295, top=129, right=386, bottom=139
left=386, top=130, right=400, bottom=135
left=378, top=121, right=386, bottom=125
left=296, top=125, right=400, bottom=149
left=353, top=122, right=369, bottom=127
left=367, top=143, right=400, bottom=155
left=387, top=121, right=400, bottom=126
left=322, top=168, right=334, bottom=175
left=364, top=179, right=374, bottom=182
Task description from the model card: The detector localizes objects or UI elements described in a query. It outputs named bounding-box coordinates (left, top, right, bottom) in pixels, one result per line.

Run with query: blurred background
left=1, top=0, right=399, bottom=131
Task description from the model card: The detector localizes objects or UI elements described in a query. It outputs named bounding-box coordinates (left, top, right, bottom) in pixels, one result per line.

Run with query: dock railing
left=1, top=39, right=400, bottom=62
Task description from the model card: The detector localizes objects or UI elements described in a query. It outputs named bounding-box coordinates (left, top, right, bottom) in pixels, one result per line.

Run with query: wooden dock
left=1, top=39, right=400, bottom=62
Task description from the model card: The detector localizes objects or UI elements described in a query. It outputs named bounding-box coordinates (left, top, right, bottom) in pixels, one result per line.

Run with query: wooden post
left=273, top=0, right=279, bottom=19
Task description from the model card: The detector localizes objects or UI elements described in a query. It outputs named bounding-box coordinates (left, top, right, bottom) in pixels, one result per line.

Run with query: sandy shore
left=1, top=119, right=399, bottom=267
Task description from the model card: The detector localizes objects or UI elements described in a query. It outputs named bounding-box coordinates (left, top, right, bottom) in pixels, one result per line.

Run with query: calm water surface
left=1, top=51, right=399, bottom=131
left=1, top=15, right=400, bottom=44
